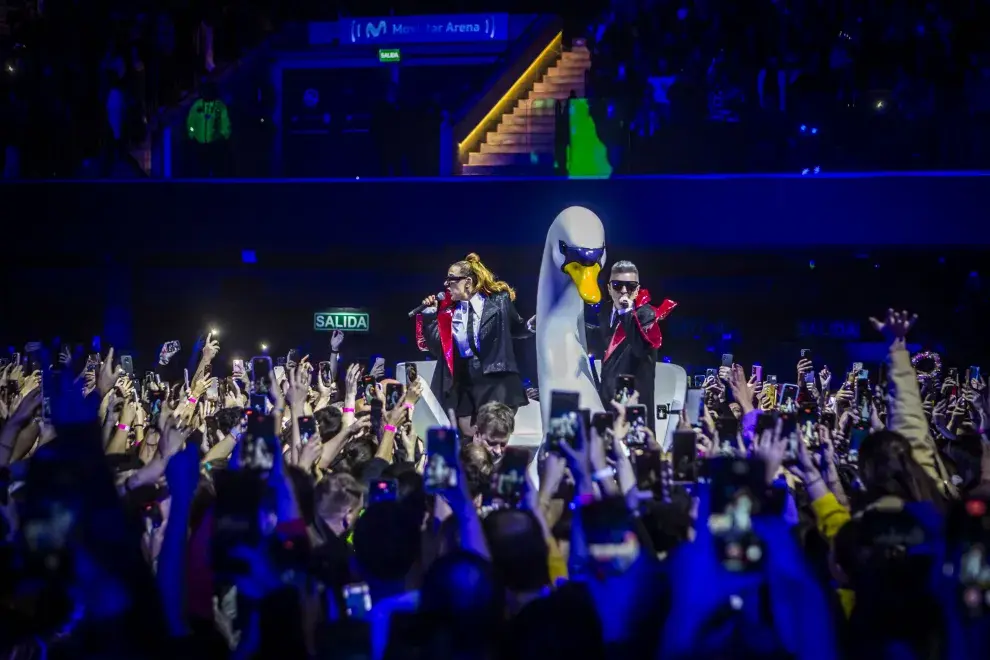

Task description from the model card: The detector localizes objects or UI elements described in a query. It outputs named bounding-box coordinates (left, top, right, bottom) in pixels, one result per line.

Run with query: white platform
left=398, top=360, right=687, bottom=451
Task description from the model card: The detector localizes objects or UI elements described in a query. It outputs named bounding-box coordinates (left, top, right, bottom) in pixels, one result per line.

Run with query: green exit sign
left=314, top=310, right=370, bottom=333
left=378, top=48, right=401, bottom=63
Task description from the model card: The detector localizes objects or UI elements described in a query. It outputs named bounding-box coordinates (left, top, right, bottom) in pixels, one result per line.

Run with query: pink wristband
left=117, top=423, right=131, bottom=432
left=403, top=402, right=415, bottom=410
left=342, top=407, right=355, bottom=413
left=187, top=396, right=198, bottom=405
left=384, top=424, right=397, bottom=433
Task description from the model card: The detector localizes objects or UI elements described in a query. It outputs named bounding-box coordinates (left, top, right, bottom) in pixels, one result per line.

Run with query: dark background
left=3, top=174, right=989, bottom=382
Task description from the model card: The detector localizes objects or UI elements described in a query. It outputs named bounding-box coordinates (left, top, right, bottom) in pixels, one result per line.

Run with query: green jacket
left=186, top=98, right=231, bottom=144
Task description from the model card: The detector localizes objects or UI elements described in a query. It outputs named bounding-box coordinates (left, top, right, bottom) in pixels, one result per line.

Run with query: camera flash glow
left=261, top=343, right=269, bottom=351
left=876, top=100, right=885, bottom=110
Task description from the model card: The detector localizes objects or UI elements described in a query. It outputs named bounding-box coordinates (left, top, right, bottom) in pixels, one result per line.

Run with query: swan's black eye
left=559, top=241, right=604, bottom=268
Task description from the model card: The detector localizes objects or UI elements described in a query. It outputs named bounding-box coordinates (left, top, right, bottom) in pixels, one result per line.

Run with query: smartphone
left=318, top=361, right=332, bottom=387
left=707, top=456, right=766, bottom=572
left=800, top=348, right=813, bottom=361
left=803, top=370, right=816, bottom=385
left=779, top=411, right=799, bottom=463
left=240, top=410, right=277, bottom=471
left=251, top=356, right=273, bottom=394
left=232, top=359, right=245, bottom=374
left=369, top=479, right=398, bottom=504
left=821, top=411, right=836, bottom=428
left=625, top=404, right=648, bottom=446
left=286, top=349, right=300, bottom=368
left=614, top=374, right=636, bottom=404
left=343, top=583, right=373, bottom=620
left=721, top=353, right=734, bottom=368
left=715, top=415, right=739, bottom=451
left=767, top=374, right=778, bottom=385
left=298, top=416, right=316, bottom=443
left=693, top=374, right=707, bottom=388
left=581, top=497, right=641, bottom=575
left=207, top=379, right=219, bottom=400
left=493, top=447, right=530, bottom=504
left=855, top=372, right=871, bottom=410
left=371, top=357, right=385, bottom=374
left=212, top=470, right=266, bottom=578
left=424, top=427, right=459, bottom=492
left=685, top=389, right=704, bottom=427
left=752, top=364, right=763, bottom=382
left=120, top=355, right=134, bottom=377
left=779, top=384, right=799, bottom=409
left=671, top=431, right=698, bottom=482
left=11, top=352, right=21, bottom=368
left=369, top=399, right=383, bottom=438
left=385, top=383, right=405, bottom=412
left=656, top=404, right=669, bottom=421
left=971, top=366, right=982, bottom=384
left=405, top=363, right=418, bottom=385
left=358, top=375, right=375, bottom=405
left=798, top=404, right=818, bottom=448
left=273, top=366, right=286, bottom=382
left=546, top=390, right=581, bottom=453
left=852, top=362, right=864, bottom=374
left=86, top=353, right=101, bottom=372
left=634, top=448, right=664, bottom=492
left=591, top=411, right=615, bottom=437
left=276, top=357, right=286, bottom=368
left=706, top=368, right=716, bottom=380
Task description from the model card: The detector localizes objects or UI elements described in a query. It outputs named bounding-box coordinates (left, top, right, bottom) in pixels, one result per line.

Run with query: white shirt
left=451, top=293, right=485, bottom=358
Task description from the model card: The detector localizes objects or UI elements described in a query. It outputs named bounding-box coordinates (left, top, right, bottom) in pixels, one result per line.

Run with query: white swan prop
left=536, top=206, right=607, bottom=430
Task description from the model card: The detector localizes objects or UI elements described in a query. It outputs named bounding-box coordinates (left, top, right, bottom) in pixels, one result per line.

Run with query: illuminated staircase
left=460, top=39, right=591, bottom=175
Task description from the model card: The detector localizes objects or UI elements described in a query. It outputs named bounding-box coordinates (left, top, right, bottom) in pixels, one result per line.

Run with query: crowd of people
left=2, top=303, right=990, bottom=658
left=584, top=0, right=990, bottom=174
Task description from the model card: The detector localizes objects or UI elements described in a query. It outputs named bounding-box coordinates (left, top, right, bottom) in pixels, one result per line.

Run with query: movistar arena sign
left=346, top=14, right=508, bottom=44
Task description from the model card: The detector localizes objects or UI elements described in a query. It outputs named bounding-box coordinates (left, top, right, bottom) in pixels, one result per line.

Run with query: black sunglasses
left=559, top=241, right=605, bottom=269
left=445, top=275, right=470, bottom=285
left=610, top=280, right=639, bottom=292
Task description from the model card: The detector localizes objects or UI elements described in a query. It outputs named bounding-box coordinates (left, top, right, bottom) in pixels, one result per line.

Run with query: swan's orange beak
left=564, top=262, right=601, bottom=304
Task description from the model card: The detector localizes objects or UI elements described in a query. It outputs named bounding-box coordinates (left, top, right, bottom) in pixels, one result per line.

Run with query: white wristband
left=592, top=467, right=614, bottom=482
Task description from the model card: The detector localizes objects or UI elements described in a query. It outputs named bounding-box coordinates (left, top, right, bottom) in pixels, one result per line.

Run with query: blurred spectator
left=185, top=82, right=232, bottom=177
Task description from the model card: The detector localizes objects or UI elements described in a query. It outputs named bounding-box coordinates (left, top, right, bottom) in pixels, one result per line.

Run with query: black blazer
left=420, top=291, right=533, bottom=393
left=588, top=301, right=659, bottom=431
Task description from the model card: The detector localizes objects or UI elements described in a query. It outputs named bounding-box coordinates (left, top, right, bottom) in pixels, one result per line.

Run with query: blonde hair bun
left=465, top=253, right=481, bottom=263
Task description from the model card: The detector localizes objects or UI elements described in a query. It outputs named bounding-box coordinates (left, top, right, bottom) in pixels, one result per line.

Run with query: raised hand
left=753, top=417, right=788, bottom=485
left=797, top=359, right=813, bottom=382
left=869, top=308, right=918, bottom=345
left=286, top=365, right=310, bottom=413
left=98, top=348, right=122, bottom=397
left=728, top=364, right=755, bottom=412
left=202, top=333, right=220, bottom=362
left=819, top=366, right=832, bottom=392
left=330, top=329, right=345, bottom=352
left=344, top=363, right=361, bottom=402
left=369, top=357, right=386, bottom=381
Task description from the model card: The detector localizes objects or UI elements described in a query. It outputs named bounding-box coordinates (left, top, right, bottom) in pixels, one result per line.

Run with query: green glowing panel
left=566, top=98, right=612, bottom=178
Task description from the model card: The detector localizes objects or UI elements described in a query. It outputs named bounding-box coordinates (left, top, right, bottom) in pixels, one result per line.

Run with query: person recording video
left=589, top=260, right=677, bottom=431
left=415, top=254, right=535, bottom=439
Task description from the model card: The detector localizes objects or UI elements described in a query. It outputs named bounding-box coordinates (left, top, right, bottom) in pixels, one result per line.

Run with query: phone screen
left=798, top=404, right=817, bottom=448
left=405, top=363, right=418, bottom=385
left=581, top=497, right=640, bottom=575
left=493, top=447, right=529, bottom=503
left=385, top=383, right=404, bottom=411
left=240, top=410, right=277, bottom=471
left=971, top=366, right=982, bottom=385
left=779, top=384, right=799, bottom=409
left=685, top=389, right=704, bottom=427
left=425, top=427, right=458, bottom=492
left=251, top=356, right=272, bottom=394
left=591, top=411, right=615, bottom=437
left=779, top=412, right=799, bottom=463
left=634, top=448, right=664, bottom=492
left=671, top=431, right=698, bottom=482
left=318, top=361, right=332, bottom=387
left=298, top=416, right=316, bottom=443
left=273, top=366, right=286, bottom=382
left=369, top=399, right=383, bottom=438
left=614, top=374, right=636, bottom=404
left=361, top=375, right=377, bottom=405
left=625, top=405, right=648, bottom=446
left=212, top=470, right=266, bottom=578
left=233, top=359, right=245, bottom=373
left=369, top=479, right=398, bottom=504
left=752, top=364, right=763, bottom=382
left=120, top=355, right=135, bottom=377
left=546, top=391, right=581, bottom=453
left=693, top=374, right=706, bottom=388
left=708, top=456, right=766, bottom=571
left=343, top=583, right=373, bottom=619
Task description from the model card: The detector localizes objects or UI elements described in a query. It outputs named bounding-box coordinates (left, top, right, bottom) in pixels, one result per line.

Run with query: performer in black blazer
left=416, top=253, right=534, bottom=438
left=588, top=260, right=677, bottom=432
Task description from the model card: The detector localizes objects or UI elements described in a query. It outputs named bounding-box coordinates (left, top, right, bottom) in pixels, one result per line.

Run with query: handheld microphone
left=408, top=292, right=446, bottom=318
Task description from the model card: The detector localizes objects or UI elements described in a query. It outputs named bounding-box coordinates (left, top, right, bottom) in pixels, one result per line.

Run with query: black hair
left=482, top=508, right=550, bottom=592
left=353, top=500, right=423, bottom=583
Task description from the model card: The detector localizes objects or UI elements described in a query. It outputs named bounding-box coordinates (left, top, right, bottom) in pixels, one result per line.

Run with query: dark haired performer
left=589, top=260, right=677, bottom=431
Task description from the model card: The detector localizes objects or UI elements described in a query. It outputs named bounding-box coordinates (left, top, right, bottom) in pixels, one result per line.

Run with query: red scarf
left=603, top=289, right=678, bottom=362
left=415, top=293, right=457, bottom=375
